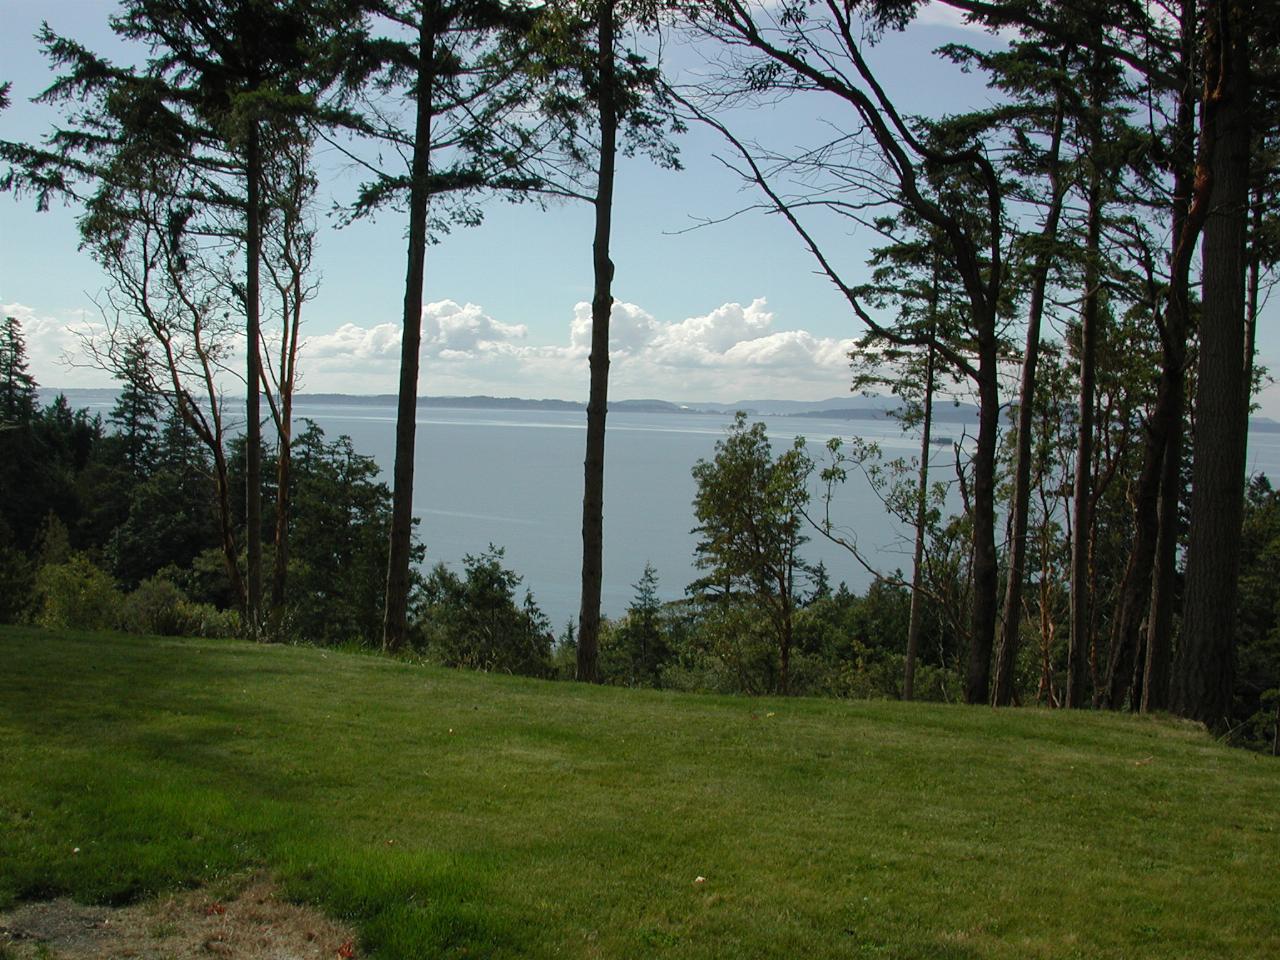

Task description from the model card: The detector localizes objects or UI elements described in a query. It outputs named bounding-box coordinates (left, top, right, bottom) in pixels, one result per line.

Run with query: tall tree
left=686, top=0, right=1011, bottom=703
left=108, top=336, right=162, bottom=476
left=576, top=0, right=621, bottom=683
left=345, top=0, right=549, bottom=653
left=692, top=413, right=809, bottom=693
left=931, top=35, right=1075, bottom=706
left=495, top=0, right=677, bottom=679
left=0, top=315, right=38, bottom=425
left=3, top=0, right=358, bottom=631
left=1174, top=0, right=1253, bottom=727
left=257, top=129, right=318, bottom=622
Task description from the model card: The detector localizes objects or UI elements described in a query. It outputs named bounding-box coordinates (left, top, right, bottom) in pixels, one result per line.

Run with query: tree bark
left=382, top=12, right=435, bottom=654
left=1067, top=162, right=1103, bottom=708
left=245, top=120, right=263, bottom=640
left=1140, top=0, right=1205, bottom=715
left=576, top=0, right=618, bottom=684
left=965, top=341, right=1000, bottom=704
left=993, top=92, right=1067, bottom=707
left=1173, top=0, right=1251, bottom=728
left=904, top=337, right=934, bottom=702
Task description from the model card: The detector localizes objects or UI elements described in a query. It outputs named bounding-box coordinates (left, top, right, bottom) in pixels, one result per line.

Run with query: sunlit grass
left=2, top=626, right=1277, bottom=958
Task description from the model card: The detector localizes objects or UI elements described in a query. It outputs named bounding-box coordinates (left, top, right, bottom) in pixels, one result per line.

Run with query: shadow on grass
left=0, top=628, right=516, bottom=958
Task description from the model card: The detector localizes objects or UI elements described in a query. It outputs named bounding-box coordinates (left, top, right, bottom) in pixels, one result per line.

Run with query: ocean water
left=64, top=390, right=1280, bottom=629
left=291, top=403, right=941, bottom=627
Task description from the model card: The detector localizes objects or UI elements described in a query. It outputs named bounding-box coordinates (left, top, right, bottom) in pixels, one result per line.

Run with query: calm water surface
left=75, top=392, right=1280, bottom=628
left=295, top=404, right=940, bottom=627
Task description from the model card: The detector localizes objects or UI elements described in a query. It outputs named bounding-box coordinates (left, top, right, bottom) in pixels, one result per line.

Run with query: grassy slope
left=1, top=627, right=1277, bottom=959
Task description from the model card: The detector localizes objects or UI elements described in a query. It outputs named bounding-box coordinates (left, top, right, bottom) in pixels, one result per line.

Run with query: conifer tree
left=0, top=315, right=38, bottom=425
left=108, top=337, right=161, bottom=476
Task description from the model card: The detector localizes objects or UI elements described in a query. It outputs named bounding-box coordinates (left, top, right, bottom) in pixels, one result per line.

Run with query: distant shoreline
left=35, top=387, right=1280, bottom=432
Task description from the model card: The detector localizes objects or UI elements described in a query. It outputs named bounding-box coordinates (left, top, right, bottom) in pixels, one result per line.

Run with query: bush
left=0, top=540, right=34, bottom=624
left=120, top=576, right=188, bottom=635
left=412, top=547, right=553, bottom=677
left=34, top=554, right=123, bottom=630
left=174, top=600, right=240, bottom=638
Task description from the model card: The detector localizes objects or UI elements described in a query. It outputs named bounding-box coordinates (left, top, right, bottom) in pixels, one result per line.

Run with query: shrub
left=0, top=540, right=34, bottom=624
left=34, top=554, right=122, bottom=630
left=413, top=547, right=553, bottom=677
left=174, top=600, right=240, bottom=639
left=121, top=576, right=187, bottom=636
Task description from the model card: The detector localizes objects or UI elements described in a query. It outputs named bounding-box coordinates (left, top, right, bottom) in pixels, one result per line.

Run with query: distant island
left=38, top=388, right=1280, bottom=432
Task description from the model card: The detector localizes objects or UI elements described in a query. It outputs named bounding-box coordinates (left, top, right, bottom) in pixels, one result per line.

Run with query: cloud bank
left=8, top=295, right=859, bottom=401
left=1, top=302, right=108, bottom=390
left=301, top=297, right=859, bottom=400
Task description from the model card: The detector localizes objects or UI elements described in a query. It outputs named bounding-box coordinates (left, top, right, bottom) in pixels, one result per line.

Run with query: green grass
left=1, top=626, right=1278, bottom=959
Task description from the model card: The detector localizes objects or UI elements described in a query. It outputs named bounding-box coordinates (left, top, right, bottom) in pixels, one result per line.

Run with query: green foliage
left=0, top=521, right=33, bottom=624
left=106, top=337, right=161, bottom=477
left=283, top=421, right=408, bottom=646
left=119, top=576, right=187, bottom=636
left=34, top=554, right=122, bottom=631
left=597, top=563, right=670, bottom=687
left=1233, top=475, right=1280, bottom=750
left=691, top=413, right=810, bottom=692
left=0, top=314, right=38, bottom=424
left=414, top=546, right=554, bottom=677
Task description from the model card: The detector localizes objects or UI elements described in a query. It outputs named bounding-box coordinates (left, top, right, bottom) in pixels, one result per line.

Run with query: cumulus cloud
left=1, top=302, right=111, bottom=389
left=299, top=296, right=857, bottom=400
left=10, top=294, right=861, bottom=401
left=914, top=2, right=989, bottom=32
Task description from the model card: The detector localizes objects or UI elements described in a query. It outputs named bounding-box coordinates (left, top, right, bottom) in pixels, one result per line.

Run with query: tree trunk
left=993, top=93, right=1066, bottom=707
left=245, top=121, right=263, bottom=640
left=1067, top=164, right=1103, bottom=708
left=272, top=396, right=292, bottom=613
left=964, top=339, right=1000, bottom=704
left=904, top=338, right=934, bottom=702
left=1173, top=0, right=1250, bottom=728
left=382, top=14, right=435, bottom=654
left=1141, top=0, right=1206, bottom=715
left=1141, top=389, right=1183, bottom=710
left=212, top=439, right=247, bottom=614
left=576, top=0, right=618, bottom=684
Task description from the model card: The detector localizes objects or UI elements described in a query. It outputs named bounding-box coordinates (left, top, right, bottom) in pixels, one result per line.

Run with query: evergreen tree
left=108, top=336, right=161, bottom=476
left=0, top=315, right=38, bottom=425
left=610, top=562, right=669, bottom=686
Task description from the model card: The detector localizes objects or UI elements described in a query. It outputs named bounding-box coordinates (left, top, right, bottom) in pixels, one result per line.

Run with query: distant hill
left=787, top=403, right=980, bottom=424
left=38, top=387, right=1280, bottom=431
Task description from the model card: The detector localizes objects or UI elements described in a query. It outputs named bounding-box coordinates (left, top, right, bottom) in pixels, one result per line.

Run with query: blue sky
left=4, top=1, right=1277, bottom=414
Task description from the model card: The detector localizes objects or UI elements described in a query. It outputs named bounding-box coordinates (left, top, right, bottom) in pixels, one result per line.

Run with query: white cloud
left=1, top=302, right=112, bottom=389
left=914, top=2, right=988, bottom=33
left=9, top=295, right=862, bottom=402
left=298, top=297, right=858, bottom=400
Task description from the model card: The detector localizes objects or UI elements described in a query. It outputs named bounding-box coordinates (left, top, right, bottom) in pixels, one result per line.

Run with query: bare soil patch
left=0, top=878, right=357, bottom=959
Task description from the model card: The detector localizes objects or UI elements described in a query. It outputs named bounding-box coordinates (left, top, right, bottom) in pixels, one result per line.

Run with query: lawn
left=1, top=626, right=1277, bottom=958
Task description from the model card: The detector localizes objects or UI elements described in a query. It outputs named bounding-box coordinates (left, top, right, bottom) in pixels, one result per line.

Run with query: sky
left=3, top=1, right=1278, bottom=413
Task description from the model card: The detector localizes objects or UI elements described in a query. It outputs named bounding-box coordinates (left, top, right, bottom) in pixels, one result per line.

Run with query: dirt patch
left=0, top=878, right=357, bottom=959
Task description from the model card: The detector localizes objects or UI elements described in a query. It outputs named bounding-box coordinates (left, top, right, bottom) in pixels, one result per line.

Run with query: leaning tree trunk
left=1173, top=0, right=1251, bottom=729
left=382, top=16, right=435, bottom=654
left=993, top=92, right=1067, bottom=707
left=245, top=121, right=263, bottom=640
left=904, top=336, right=935, bottom=702
left=577, top=0, right=619, bottom=684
